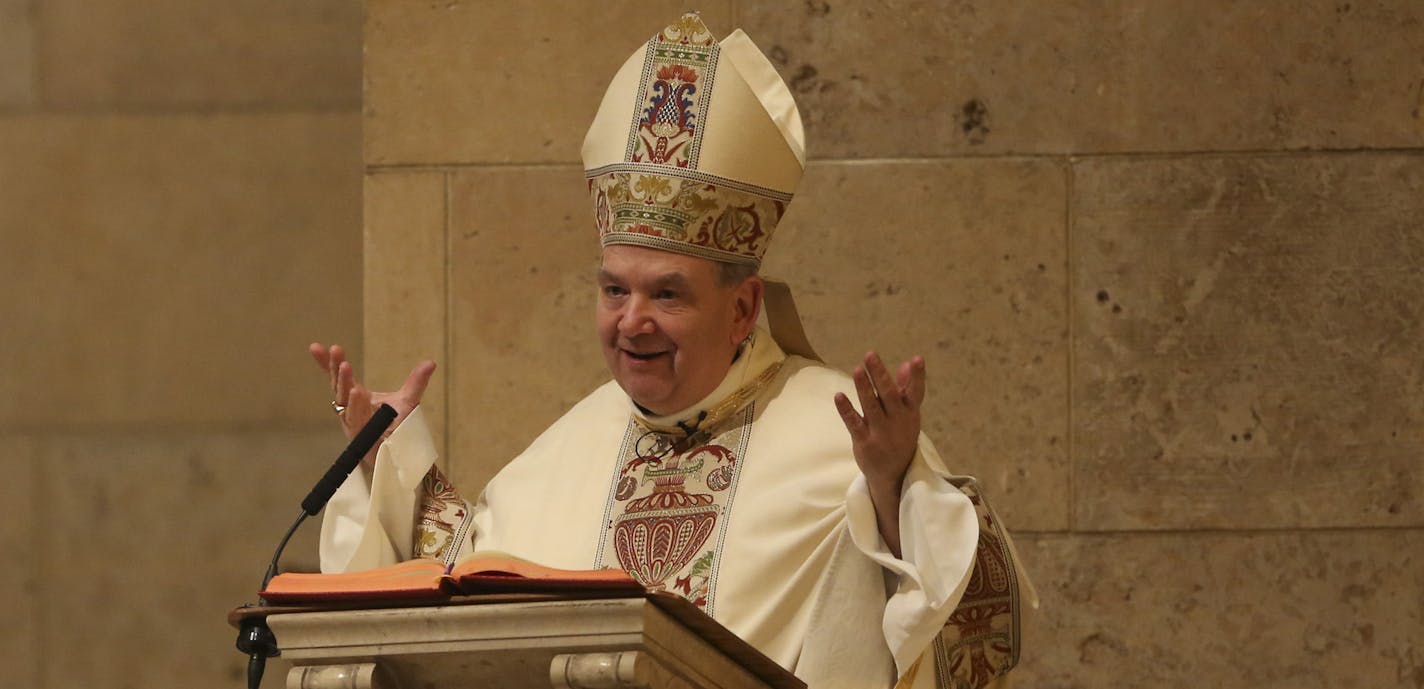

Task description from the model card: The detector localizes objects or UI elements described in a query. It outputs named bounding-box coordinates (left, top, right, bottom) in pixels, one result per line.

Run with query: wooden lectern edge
left=227, top=591, right=634, bottom=628
left=228, top=591, right=806, bottom=689
left=643, top=592, right=805, bottom=689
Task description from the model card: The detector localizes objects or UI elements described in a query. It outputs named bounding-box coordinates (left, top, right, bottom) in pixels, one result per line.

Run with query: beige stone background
left=0, top=0, right=363, bottom=687
left=2, top=1, right=1421, bottom=688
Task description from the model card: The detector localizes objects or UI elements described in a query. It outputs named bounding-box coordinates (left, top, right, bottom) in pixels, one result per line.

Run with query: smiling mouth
left=622, top=348, right=668, bottom=362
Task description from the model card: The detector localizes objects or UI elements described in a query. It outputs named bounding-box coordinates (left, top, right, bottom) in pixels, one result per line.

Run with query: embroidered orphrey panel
left=931, top=479, right=1023, bottom=689
left=413, top=465, right=474, bottom=567
left=594, top=406, right=755, bottom=614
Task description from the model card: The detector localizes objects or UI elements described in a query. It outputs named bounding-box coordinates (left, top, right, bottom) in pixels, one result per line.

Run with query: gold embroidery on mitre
left=588, top=168, right=789, bottom=266
left=584, top=13, right=803, bottom=267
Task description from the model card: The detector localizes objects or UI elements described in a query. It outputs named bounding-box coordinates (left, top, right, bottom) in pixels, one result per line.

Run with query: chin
left=616, top=378, right=670, bottom=412
left=631, top=392, right=674, bottom=414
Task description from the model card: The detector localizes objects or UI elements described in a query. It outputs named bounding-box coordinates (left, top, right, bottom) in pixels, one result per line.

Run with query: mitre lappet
left=582, top=13, right=819, bottom=360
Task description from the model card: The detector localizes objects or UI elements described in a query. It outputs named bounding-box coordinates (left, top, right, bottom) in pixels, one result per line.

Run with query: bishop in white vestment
left=314, top=14, right=1033, bottom=689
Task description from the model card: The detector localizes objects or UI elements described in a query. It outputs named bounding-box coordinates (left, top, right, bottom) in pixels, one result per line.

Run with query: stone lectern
left=233, top=594, right=804, bottom=689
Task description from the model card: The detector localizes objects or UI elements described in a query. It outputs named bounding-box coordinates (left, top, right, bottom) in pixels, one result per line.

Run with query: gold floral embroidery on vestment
left=413, top=465, right=474, bottom=566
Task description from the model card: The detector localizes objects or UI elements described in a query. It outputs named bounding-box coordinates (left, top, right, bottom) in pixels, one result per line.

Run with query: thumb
left=399, top=360, right=438, bottom=402
left=833, top=392, right=866, bottom=438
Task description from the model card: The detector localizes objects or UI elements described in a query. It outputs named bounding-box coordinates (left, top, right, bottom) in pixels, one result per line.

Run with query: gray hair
left=716, top=261, right=759, bottom=287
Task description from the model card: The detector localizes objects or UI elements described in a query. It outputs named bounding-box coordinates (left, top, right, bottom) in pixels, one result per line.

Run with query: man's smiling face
left=596, top=244, right=759, bottom=416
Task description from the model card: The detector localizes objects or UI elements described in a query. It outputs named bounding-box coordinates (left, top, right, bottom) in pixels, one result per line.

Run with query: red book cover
left=260, top=553, right=641, bottom=603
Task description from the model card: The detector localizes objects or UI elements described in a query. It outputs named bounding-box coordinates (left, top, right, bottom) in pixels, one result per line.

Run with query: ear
left=729, top=275, right=764, bottom=345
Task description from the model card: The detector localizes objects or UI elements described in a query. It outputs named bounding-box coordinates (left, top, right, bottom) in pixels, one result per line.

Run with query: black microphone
left=237, top=403, right=400, bottom=688
left=301, top=403, right=399, bottom=515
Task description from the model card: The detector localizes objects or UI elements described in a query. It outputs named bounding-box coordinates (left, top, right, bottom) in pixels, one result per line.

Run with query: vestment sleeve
left=319, top=405, right=441, bottom=573
left=842, top=435, right=981, bottom=677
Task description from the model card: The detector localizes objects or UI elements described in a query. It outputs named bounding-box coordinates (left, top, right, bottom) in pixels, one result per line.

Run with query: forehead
left=598, top=245, right=720, bottom=282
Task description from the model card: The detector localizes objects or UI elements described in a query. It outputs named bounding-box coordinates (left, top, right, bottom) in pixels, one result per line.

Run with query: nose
left=618, top=294, right=657, bottom=337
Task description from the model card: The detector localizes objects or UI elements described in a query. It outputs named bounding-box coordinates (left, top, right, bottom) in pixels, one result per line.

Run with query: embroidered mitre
left=582, top=13, right=805, bottom=267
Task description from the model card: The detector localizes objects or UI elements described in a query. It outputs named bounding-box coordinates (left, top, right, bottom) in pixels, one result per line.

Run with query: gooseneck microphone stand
left=234, top=404, right=399, bottom=689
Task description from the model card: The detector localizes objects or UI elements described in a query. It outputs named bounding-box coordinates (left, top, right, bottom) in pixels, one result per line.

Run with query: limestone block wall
left=0, top=1, right=362, bottom=687
left=364, top=2, right=1423, bottom=688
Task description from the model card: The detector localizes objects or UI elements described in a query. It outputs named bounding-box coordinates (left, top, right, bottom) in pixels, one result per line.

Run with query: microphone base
left=236, top=608, right=279, bottom=688
left=248, top=653, right=267, bottom=689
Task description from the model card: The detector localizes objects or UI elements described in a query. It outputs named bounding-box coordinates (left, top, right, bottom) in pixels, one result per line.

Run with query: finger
left=398, top=360, right=438, bottom=402
left=348, top=384, right=371, bottom=416
left=833, top=392, right=866, bottom=438
left=905, top=356, right=927, bottom=407
left=328, top=344, right=348, bottom=394
left=336, top=360, right=356, bottom=405
left=852, top=364, right=884, bottom=420
left=864, top=352, right=900, bottom=411
left=309, top=342, right=331, bottom=371
left=341, top=384, right=373, bottom=438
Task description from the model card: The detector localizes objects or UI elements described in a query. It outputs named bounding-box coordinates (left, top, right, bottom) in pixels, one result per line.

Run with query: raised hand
left=833, top=351, right=926, bottom=556
left=309, top=343, right=436, bottom=467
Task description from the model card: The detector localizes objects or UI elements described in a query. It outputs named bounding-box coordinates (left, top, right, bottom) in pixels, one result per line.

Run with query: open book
left=260, top=552, right=643, bottom=603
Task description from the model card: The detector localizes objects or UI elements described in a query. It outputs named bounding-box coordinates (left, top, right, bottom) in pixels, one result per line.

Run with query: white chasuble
left=320, top=328, right=1008, bottom=688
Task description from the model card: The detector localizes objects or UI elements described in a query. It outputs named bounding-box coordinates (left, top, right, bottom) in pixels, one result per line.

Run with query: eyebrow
left=597, top=269, right=695, bottom=291
left=652, top=272, right=693, bottom=291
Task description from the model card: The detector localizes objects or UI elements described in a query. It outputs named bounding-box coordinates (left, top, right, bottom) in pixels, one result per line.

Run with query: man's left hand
left=834, top=351, right=926, bottom=557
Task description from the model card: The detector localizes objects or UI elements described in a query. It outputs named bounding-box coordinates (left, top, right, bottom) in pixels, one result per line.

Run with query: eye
left=654, top=289, right=678, bottom=300
left=601, top=284, right=627, bottom=298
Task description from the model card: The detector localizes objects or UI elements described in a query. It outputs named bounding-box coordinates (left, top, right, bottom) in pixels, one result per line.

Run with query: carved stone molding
left=288, top=662, right=389, bottom=689
left=550, top=652, right=644, bottom=689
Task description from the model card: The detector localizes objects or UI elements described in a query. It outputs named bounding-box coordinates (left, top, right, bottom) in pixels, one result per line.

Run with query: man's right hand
left=309, top=343, right=436, bottom=468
